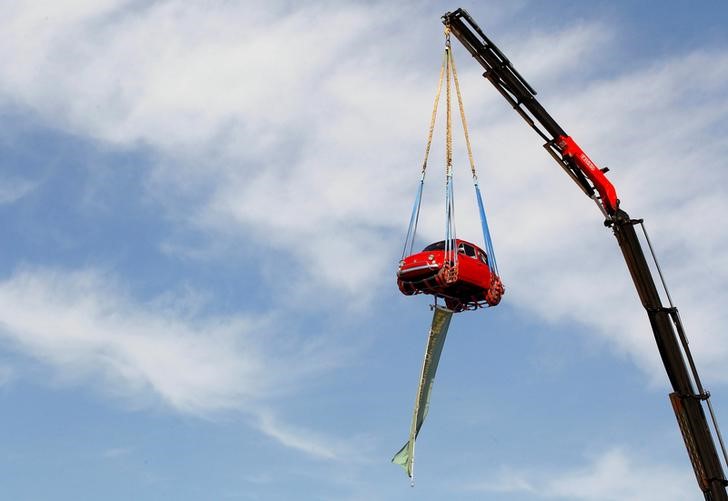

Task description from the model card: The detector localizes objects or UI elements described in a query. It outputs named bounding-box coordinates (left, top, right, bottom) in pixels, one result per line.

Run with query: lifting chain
left=420, top=29, right=448, bottom=175
left=421, top=26, right=479, bottom=185
left=449, top=43, right=479, bottom=181
left=445, top=27, right=453, bottom=178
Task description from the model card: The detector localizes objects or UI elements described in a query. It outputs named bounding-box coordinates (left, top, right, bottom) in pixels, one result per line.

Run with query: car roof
left=424, top=239, right=485, bottom=254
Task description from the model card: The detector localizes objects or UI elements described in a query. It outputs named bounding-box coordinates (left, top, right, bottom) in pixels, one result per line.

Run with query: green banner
left=392, top=305, right=454, bottom=481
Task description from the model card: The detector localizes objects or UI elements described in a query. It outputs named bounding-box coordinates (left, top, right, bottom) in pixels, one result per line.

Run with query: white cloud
left=1, top=2, right=727, bottom=387
left=0, top=176, right=37, bottom=204
left=0, top=266, right=361, bottom=459
left=0, top=1, right=382, bottom=150
left=493, top=49, right=728, bottom=384
left=102, top=446, right=133, bottom=459
left=469, top=448, right=695, bottom=501
left=0, top=267, right=300, bottom=414
left=254, top=409, right=341, bottom=460
left=0, top=364, right=14, bottom=386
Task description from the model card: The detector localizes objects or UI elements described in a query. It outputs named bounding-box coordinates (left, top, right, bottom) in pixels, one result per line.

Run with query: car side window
left=478, top=251, right=488, bottom=264
left=458, top=243, right=476, bottom=257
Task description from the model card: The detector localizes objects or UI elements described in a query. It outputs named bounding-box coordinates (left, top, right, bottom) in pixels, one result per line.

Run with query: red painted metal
left=397, top=239, right=503, bottom=311
left=557, top=135, right=619, bottom=213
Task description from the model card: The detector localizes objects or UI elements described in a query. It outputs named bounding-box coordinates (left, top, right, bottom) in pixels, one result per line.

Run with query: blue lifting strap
left=474, top=182, right=498, bottom=276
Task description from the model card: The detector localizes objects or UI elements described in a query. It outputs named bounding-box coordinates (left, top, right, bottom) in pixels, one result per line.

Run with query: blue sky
left=1, top=1, right=728, bottom=500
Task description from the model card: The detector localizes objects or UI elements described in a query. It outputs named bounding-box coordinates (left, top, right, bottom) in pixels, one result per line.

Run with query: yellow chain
left=421, top=49, right=447, bottom=174
left=449, top=47, right=478, bottom=180
left=420, top=26, right=477, bottom=183
left=445, top=31, right=453, bottom=177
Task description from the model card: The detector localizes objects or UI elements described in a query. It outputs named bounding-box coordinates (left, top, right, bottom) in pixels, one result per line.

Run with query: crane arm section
left=441, top=8, right=728, bottom=500
left=443, top=8, right=618, bottom=216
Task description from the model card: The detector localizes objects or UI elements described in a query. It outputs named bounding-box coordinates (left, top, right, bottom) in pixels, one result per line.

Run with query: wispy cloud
left=491, top=49, right=728, bottom=384
left=0, top=266, right=363, bottom=460
left=102, top=446, right=133, bottom=459
left=254, top=409, right=341, bottom=461
left=0, top=364, right=14, bottom=386
left=467, top=447, right=694, bottom=501
left=0, top=176, right=37, bottom=204
left=1, top=1, right=726, bottom=390
left=0, top=267, right=298, bottom=415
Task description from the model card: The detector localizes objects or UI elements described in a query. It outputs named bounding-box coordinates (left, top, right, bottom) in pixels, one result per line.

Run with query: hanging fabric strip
left=392, top=305, right=454, bottom=482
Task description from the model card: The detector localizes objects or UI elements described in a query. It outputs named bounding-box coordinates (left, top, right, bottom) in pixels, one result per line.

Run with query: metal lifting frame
left=442, top=8, right=728, bottom=500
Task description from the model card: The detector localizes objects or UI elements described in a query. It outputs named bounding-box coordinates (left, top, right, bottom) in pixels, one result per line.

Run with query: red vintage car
left=397, top=239, right=504, bottom=311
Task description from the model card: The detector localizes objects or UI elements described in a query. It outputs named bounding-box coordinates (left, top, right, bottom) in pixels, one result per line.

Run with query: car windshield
left=423, top=241, right=446, bottom=251
left=423, top=240, right=482, bottom=256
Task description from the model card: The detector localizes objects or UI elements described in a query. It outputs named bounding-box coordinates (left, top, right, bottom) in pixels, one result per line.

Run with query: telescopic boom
left=442, top=8, right=728, bottom=499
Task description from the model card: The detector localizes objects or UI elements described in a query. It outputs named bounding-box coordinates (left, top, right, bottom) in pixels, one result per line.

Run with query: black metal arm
left=442, top=8, right=728, bottom=499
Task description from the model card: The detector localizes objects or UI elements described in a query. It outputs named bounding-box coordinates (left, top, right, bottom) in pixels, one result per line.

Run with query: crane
left=441, top=8, right=728, bottom=500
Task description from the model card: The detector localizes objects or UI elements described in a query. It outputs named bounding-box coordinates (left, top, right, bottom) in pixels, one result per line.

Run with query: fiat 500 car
left=397, top=239, right=503, bottom=311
